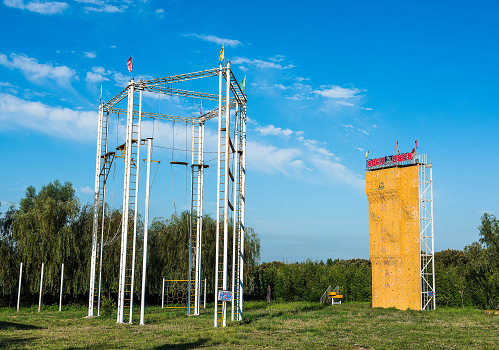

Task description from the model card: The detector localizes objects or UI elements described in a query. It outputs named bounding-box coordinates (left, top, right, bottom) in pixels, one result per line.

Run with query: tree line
left=1, top=180, right=499, bottom=309
left=0, top=180, right=261, bottom=307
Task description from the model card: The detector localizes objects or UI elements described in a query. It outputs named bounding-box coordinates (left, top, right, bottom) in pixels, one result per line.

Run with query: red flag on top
left=394, top=140, right=398, bottom=151
left=200, top=100, right=203, bottom=115
left=415, top=139, right=418, bottom=149
left=412, top=147, right=416, bottom=154
left=127, top=56, right=133, bottom=73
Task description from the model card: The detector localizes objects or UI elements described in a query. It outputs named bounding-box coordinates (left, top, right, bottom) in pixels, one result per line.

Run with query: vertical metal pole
left=17, top=262, right=22, bottom=312
left=117, top=79, right=134, bottom=323
left=231, top=104, right=239, bottom=322
left=204, top=278, right=206, bottom=309
left=188, top=125, right=194, bottom=315
left=38, top=263, right=44, bottom=312
left=161, top=278, right=165, bottom=310
left=430, top=164, right=436, bottom=310
left=89, top=103, right=104, bottom=317
left=214, top=63, right=223, bottom=328
left=140, top=138, right=152, bottom=325
left=222, top=61, right=231, bottom=328
left=239, top=105, right=246, bottom=320
left=198, top=122, right=206, bottom=309
left=419, top=163, right=423, bottom=311
left=130, top=87, right=143, bottom=323
left=59, top=263, right=64, bottom=312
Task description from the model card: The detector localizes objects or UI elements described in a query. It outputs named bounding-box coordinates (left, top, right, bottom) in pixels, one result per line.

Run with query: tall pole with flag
left=219, top=44, right=224, bottom=63
left=240, top=75, right=246, bottom=94
left=127, top=56, right=133, bottom=79
left=394, top=140, right=398, bottom=151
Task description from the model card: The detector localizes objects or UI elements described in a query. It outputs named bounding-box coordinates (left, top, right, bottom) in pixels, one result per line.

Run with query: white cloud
left=86, top=71, right=109, bottom=83
left=269, top=55, right=285, bottom=62
left=85, top=66, right=111, bottom=83
left=80, top=186, right=94, bottom=194
left=250, top=121, right=364, bottom=189
left=0, top=82, right=20, bottom=94
left=285, top=94, right=302, bottom=100
left=273, top=84, right=288, bottom=90
left=371, top=124, right=378, bottom=128
left=296, top=77, right=310, bottom=82
left=232, top=57, right=295, bottom=70
left=239, top=66, right=248, bottom=72
left=310, top=158, right=364, bottom=190
left=0, top=53, right=76, bottom=87
left=314, top=85, right=363, bottom=98
left=84, top=4, right=126, bottom=12
left=75, top=0, right=103, bottom=4
left=297, top=136, right=338, bottom=161
left=335, top=101, right=354, bottom=107
left=84, top=52, right=96, bottom=58
left=4, top=0, right=69, bottom=14
left=358, top=128, right=369, bottom=135
left=155, top=8, right=164, bottom=14
left=113, top=72, right=129, bottom=86
left=256, top=125, right=294, bottom=137
left=246, top=141, right=302, bottom=175
left=110, top=45, right=116, bottom=49
left=182, top=34, right=242, bottom=48
left=0, top=92, right=97, bottom=141
left=360, top=107, right=373, bottom=110
left=290, top=159, right=313, bottom=171
left=356, top=147, right=364, bottom=152
left=342, top=124, right=354, bottom=129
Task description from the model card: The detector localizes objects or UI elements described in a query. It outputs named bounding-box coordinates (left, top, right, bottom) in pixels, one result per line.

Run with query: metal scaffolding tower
left=88, top=64, right=247, bottom=326
left=418, top=154, right=436, bottom=310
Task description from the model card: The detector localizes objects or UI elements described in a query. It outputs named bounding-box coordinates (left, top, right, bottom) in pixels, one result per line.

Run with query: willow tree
left=12, top=180, right=85, bottom=297
left=0, top=203, right=19, bottom=303
left=146, top=211, right=261, bottom=299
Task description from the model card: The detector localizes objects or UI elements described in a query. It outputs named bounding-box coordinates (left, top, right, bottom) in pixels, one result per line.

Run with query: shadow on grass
left=0, top=321, right=42, bottom=330
left=153, top=337, right=209, bottom=349
left=0, top=336, right=39, bottom=349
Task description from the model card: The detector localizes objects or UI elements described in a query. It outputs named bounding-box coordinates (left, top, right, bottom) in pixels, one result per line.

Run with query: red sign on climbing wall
left=366, top=152, right=414, bottom=169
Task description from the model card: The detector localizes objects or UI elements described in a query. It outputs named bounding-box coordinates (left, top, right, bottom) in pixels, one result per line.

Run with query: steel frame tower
left=418, top=154, right=436, bottom=310
left=88, top=64, right=247, bottom=326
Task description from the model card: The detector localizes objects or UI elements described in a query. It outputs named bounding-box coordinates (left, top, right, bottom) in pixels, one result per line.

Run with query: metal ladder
left=232, top=107, right=244, bottom=321
left=214, top=62, right=234, bottom=327
left=188, top=121, right=205, bottom=315
left=88, top=108, right=109, bottom=316
left=117, top=82, right=141, bottom=323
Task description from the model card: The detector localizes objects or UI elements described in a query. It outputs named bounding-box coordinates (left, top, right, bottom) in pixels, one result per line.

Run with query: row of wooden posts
left=16, top=262, right=64, bottom=313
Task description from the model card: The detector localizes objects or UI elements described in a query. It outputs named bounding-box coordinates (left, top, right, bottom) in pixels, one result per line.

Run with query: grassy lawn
left=1, top=301, right=498, bottom=349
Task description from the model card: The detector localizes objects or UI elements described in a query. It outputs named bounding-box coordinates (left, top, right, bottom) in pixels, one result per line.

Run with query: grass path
left=1, top=302, right=498, bottom=349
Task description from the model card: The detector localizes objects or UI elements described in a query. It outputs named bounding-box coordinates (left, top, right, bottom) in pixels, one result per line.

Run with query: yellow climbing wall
left=366, top=165, right=420, bottom=310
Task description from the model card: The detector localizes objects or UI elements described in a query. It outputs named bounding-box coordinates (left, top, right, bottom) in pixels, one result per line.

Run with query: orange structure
left=366, top=164, right=421, bottom=310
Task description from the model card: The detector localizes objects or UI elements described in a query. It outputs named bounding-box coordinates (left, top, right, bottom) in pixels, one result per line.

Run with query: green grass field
left=1, top=302, right=498, bottom=349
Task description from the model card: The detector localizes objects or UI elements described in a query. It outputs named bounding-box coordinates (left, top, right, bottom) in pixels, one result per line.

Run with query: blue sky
left=1, top=0, right=498, bottom=263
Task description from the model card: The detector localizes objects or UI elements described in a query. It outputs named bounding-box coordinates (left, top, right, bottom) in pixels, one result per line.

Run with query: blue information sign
left=218, top=290, right=233, bottom=301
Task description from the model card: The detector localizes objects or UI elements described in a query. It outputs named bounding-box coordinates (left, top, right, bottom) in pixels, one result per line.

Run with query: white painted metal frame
left=418, top=153, right=436, bottom=310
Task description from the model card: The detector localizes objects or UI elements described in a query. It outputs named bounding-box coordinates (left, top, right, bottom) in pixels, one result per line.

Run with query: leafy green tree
left=12, top=180, right=84, bottom=297
left=0, top=203, right=19, bottom=303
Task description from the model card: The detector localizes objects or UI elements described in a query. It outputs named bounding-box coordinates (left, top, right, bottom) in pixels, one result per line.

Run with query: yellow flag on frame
left=219, top=44, right=224, bottom=61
